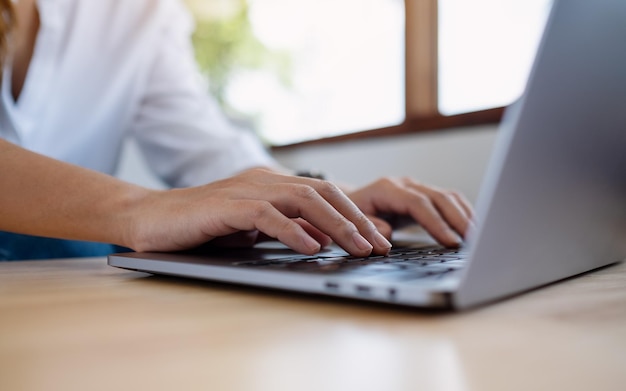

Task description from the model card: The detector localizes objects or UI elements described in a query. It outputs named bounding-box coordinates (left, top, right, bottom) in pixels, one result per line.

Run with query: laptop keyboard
left=231, top=246, right=468, bottom=282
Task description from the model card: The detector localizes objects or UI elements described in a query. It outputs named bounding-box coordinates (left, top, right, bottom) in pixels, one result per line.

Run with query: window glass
left=185, top=0, right=405, bottom=146
left=438, top=0, right=553, bottom=115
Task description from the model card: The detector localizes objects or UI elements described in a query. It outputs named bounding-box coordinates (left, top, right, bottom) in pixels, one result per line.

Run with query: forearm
left=0, top=139, right=151, bottom=247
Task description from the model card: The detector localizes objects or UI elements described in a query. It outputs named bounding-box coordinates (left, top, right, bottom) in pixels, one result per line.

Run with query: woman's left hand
left=346, top=177, right=475, bottom=247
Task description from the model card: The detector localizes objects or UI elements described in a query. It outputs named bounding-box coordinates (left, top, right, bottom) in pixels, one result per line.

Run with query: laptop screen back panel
left=455, top=0, right=626, bottom=308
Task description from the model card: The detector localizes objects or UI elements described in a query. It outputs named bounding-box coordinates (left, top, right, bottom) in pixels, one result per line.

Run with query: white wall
left=117, top=124, right=499, bottom=203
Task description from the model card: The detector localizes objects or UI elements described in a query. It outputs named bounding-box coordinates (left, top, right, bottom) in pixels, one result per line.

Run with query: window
left=184, top=0, right=552, bottom=147
left=185, top=0, right=404, bottom=146
left=438, top=0, right=552, bottom=115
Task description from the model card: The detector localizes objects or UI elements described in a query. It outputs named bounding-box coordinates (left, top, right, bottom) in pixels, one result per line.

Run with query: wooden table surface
left=1, top=257, right=625, bottom=391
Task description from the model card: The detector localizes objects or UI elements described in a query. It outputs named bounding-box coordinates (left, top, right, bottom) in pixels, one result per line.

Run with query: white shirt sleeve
left=129, top=0, right=280, bottom=188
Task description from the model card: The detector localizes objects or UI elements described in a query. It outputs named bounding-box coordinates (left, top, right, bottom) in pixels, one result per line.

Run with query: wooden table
left=1, top=257, right=625, bottom=391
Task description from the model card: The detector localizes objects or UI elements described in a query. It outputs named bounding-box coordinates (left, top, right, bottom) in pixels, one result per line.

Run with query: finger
left=367, top=215, right=393, bottom=240
left=404, top=193, right=462, bottom=247
left=257, top=182, right=382, bottom=256
left=402, top=181, right=474, bottom=239
left=452, top=192, right=475, bottom=220
left=424, top=190, right=473, bottom=238
left=376, top=187, right=461, bottom=247
left=348, top=178, right=460, bottom=247
left=293, top=218, right=333, bottom=248
left=234, top=171, right=391, bottom=255
left=218, top=199, right=322, bottom=255
left=309, top=180, right=392, bottom=255
left=301, top=179, right=392, bottom=254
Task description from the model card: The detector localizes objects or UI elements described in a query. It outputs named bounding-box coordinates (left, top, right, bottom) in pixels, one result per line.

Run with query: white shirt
left=0, top=0, right=278, bottom=188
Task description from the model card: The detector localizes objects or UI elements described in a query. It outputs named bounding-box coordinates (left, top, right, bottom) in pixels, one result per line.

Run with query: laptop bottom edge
left=108, top=253, right=454, bottom=309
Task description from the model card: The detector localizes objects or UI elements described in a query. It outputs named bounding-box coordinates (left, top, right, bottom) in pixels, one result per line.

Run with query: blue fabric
left=0, top=231, right=129, bottom=261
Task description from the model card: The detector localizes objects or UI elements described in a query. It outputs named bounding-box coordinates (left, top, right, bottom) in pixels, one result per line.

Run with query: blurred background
left=182, top=0, right=550, bottom=146
left=119, top=0, right=552, bottom=201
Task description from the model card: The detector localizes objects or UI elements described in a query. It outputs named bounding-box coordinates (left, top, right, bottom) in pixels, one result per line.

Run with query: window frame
left=272, top=0, right=504, bottom=150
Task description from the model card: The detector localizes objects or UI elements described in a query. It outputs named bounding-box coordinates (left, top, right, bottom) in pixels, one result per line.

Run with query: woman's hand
left=0, top=138, right=471, bottom=258
left=129, top=168, right=392, bottom=256
left=347, top=177, right=475, bottom=247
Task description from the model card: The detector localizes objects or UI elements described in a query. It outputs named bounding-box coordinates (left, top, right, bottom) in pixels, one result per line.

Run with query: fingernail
left=302, top=236, right=321, bottom=253
left=352, top=232, right=373, bottom=252
left=374, top=231, right=392, bottom=250
left=446, top=230, right=462, bottom=247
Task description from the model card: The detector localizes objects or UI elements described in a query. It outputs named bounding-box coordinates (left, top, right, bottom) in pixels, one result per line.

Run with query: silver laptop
left=109, top=0, right=626, bottom=310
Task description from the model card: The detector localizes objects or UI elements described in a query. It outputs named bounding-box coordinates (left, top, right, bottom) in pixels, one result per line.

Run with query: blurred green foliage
left=186, top=0, right=293, bottom=118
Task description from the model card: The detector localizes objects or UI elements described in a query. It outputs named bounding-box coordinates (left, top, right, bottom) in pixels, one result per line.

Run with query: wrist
left=115, top=186, right=161, bottom=251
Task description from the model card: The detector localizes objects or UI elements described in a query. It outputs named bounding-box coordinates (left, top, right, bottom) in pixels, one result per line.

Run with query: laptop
left=109, top=0, right=626, bottom=310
